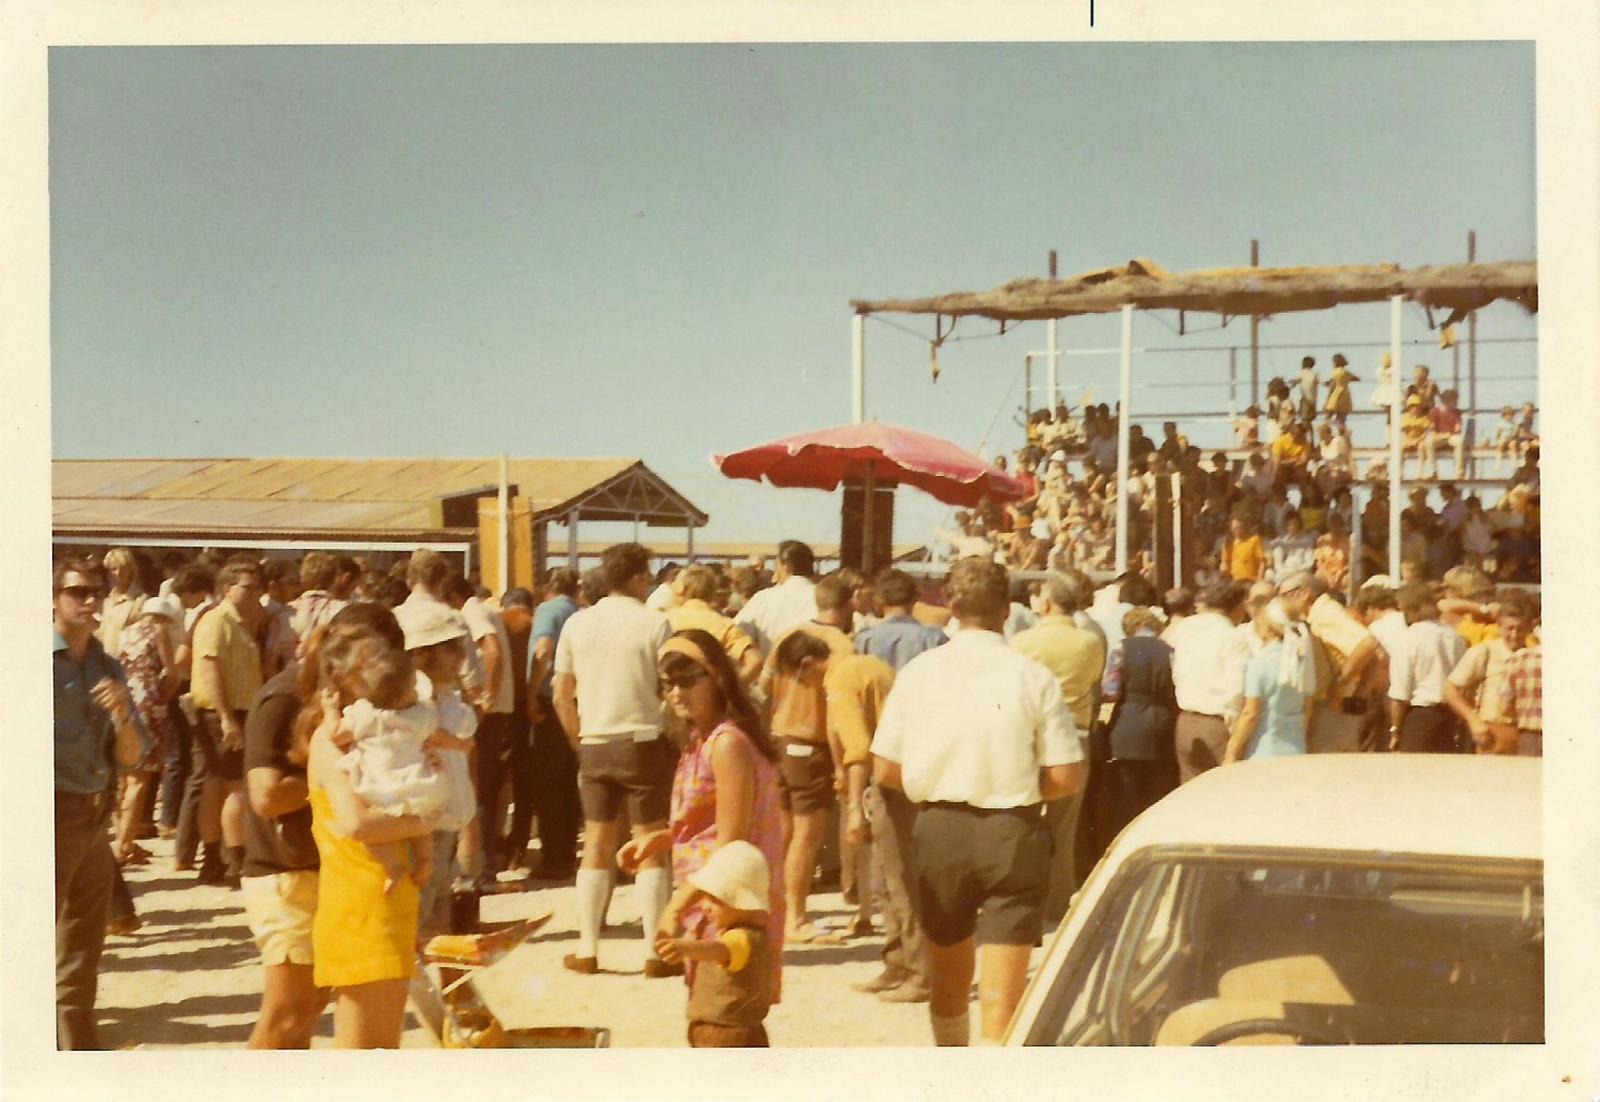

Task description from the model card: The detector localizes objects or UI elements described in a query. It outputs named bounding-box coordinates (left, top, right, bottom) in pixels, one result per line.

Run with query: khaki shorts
left=240, top=870, right=318, bottom=966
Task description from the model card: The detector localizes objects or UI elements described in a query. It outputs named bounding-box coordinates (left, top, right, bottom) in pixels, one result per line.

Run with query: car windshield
left=1038, top=853, right=1543, bottom=1046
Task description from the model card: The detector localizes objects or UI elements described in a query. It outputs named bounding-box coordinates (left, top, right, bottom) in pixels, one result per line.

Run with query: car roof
left=1110, top=754, right=1541, bottom=864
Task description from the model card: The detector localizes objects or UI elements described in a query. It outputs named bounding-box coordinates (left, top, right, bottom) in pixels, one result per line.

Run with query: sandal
left=785, top=924, right=847, bottom=946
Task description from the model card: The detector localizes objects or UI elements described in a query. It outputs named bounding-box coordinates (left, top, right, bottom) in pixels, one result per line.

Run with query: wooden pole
left=1389, top=296, right=1403, bottom=580
left=1467, top=230, right=1478, bottom=479
left=1249, top=239, right=1260, bottom=404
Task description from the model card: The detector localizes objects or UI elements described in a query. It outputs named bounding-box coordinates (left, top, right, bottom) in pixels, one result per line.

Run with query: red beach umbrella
left=713, top=420, right=1026, bottom=509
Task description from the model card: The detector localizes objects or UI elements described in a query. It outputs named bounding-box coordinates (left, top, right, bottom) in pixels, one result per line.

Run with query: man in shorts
left=761, top=574, right=855, bottom=944
left=552, top=543, right=677, bottom=977
left=871, top=557, right=1084, bottom=1046
left=190, top=558, right=266, bottom=887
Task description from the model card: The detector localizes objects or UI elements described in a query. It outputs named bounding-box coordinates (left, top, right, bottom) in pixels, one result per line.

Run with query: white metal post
left=1349, top=487, right=1363, bottom=602
left=1388, top=295, right=1404, bottom=580
left=1047, top=318, right=1059, bottom=410
left=1115, top=304, right=1134, bottom=574
left=497, top=453, right=510, bottom=595
left=852, top=313, right=866, bottom=424
left=1170, top=472, right=1183, bottom=585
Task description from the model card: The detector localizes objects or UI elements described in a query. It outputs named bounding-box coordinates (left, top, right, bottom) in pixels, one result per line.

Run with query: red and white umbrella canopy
left=713, top=421, right=1026, bottom=509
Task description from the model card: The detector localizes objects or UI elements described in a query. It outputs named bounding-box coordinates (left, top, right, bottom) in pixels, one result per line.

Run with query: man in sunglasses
left=53, top=558, right=152, bottom=1049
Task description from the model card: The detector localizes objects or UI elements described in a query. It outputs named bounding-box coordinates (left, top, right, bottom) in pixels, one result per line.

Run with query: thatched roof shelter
left=851, top=258, right=1537, bottom=323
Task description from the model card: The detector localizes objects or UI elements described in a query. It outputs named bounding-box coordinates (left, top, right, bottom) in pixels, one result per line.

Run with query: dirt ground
left=98, top=837, right=1049, bottom=1049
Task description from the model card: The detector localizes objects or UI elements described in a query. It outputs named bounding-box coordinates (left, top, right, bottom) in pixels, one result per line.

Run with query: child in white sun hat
left=655, top=840, right=774, bottom=1048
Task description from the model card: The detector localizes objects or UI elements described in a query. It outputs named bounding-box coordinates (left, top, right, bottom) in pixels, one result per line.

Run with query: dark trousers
left=866, top=784, right=928, bottom=983
left=158, top=703, right=192, bottom=831
left=502, top=711, right=538, bottom=867
left=528, top=704, right=580, bottom=871
left=1399, top=704, right=1464, bottom=754
left=474, top=712, right=517, bottom=872
left=175, top=707, right=222, bottom=866
left=1101, top=758, right=1172, bottom=843
left=56, top=790, right=116, bottom=1050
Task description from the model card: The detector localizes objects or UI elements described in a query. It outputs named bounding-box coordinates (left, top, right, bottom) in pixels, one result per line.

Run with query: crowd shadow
left=99, top=928, right=256, bottom=973
left=99, top=992, right=260, bottom=1049
left=782, top=940, right=881, bottom=968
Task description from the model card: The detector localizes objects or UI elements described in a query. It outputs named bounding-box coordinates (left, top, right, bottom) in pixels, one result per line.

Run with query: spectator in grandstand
left=1322, top=352, right=1358, bottom=428
left=1421, top=388, right=1467, bottom=479
left=1268, top=512, right=1317, bottom=581
left=1222, top=516, right=1267, bottom=583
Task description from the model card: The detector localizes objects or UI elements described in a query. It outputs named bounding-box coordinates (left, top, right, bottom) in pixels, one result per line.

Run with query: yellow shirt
left=823, top=654, right=895, bottom=767
left=764, top=623, right=854, bottom=744
left=190, top=600, right=263, bottom=711
left=1271, top=434, right=1308, bottom=466
left=1227, top=535, right=1266, bottom=582
left=668, top=599, right=755, bottom=667
left=1010, top=614, right=1105, bottom=729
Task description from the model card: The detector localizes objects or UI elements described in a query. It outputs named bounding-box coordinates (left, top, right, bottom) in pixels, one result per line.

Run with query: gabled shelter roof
left=851, top=258, right=1537, bottom=322
left=52, top=457, right=708, bottom=541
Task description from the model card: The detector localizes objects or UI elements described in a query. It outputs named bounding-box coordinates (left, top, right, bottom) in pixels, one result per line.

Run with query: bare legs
left=927, top=938, right=1034, bottom=1045
left=249, top=963, right=329, bottom=1049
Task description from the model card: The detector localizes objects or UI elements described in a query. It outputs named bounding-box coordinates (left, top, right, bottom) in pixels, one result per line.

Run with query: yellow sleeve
left=719, top=927, right=753, bottom=973
left=824, top=661, right=873, bottom=766
left=191, top=609, right=222, bottom=662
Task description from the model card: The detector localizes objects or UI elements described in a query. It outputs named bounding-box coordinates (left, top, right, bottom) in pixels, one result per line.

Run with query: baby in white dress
left=334, top=641, right=446, bottom=891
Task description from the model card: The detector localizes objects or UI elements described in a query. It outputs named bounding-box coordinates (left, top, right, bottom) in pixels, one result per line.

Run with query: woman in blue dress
left=1224, top=602, right=1319, bottom=762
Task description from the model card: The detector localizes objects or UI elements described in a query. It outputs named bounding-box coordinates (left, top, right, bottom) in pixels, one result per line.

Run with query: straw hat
left=394, top=599, right=468, bottom=650
left=687, top=840, right=770, bottom=913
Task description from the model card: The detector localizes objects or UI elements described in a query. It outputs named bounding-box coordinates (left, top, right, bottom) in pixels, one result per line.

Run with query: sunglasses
left=658, top=670, right=708, bottom=693
left=58, top=585, right=104, bottom=601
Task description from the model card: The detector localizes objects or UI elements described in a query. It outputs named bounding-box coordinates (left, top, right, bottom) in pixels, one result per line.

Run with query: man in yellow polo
left=190, top=558, right=265, bottom=887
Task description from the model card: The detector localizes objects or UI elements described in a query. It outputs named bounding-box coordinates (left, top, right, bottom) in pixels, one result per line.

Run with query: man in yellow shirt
left=1269, top=422, right=1311, bottom=491
left=667, top=565, right=761, bottom=683
left=761, top=575, right=855, bottom=944
left=1010, top=570, right=1103, bottom=920
left=1224, top=517, right=1267, bottom=583
left=189, top=558, right=265, bottom=887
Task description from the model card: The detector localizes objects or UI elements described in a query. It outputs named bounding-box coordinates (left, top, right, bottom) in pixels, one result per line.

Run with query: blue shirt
left=53, top=630, right=151, bottom=794
left=1243, top=642, right=1309, bottom=759
left=854, top=614, right=947, bottom=672
left=528, top=595, right=579, bottom=697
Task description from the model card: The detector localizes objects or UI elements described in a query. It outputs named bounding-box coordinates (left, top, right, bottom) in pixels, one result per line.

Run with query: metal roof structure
left=52, top=457, right=707, bottom=543
left=851, top=258, right=1538, bottom=323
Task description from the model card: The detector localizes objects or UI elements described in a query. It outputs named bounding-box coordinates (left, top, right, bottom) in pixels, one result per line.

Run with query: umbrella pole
left=862, top=461, right=877, bottom=576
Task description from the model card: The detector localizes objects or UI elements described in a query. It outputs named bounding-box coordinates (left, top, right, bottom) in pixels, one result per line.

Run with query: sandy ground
left=98, top=837, right=1048, bottom=1049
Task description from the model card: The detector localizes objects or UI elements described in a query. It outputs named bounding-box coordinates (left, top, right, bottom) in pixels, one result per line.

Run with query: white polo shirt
left=732, top=575, right=818, bottom=657
left=1167, top=611, right=1251, bottom=723
left=1389, top=619, right=1467, bottom=707
left=462, top=596, right=515, bottom=716
left=871, top=629, right=1081, bottom=809
left=553, top=594, right=673, bottom=740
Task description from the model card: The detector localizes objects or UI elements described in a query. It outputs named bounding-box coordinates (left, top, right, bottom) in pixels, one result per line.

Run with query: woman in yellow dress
left=299, top=613, right=437, bottom=1048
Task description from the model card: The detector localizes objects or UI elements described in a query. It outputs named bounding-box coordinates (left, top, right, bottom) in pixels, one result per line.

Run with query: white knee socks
left=574, top=868, right=613, bottom=959
left=930, top=1009, right=971, bottom=1047
left=635, top=866, right=672, bottom=957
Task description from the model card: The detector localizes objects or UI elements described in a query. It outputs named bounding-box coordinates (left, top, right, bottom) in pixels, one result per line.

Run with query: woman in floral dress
left=620, top=629, right=785, bottom=1001
left=114, top=595, right=181, bottom=864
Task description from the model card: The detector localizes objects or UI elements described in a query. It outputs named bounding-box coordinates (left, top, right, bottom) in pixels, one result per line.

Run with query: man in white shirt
left=552, top=543, right=677, bottom=978
left=449, top=578, right=518, bottom=880
left=732, top=540, right=819, bottom=658
left=871, top=558, right=1084, bottom=1047
left=1165, top=582, right=1250, bottom=783
left=1386, top=584, right=1468, bottom=753
left=1355, top=579, right=1408, bottom=664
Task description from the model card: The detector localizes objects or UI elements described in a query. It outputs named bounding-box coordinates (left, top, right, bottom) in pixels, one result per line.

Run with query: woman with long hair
left=296, top=606, right=436, bottom=1048
left=240, top=603, right=403, bottom=1048
left=618, top=629, right=785, bottom=1013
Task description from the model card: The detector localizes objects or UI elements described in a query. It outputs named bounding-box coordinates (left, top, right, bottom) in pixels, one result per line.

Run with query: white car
left=1005, top=754, right=1542, bottom=1046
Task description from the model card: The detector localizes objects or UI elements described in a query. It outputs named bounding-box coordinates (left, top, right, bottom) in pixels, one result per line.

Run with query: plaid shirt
left=1499, top=645, right=1542, bottom=733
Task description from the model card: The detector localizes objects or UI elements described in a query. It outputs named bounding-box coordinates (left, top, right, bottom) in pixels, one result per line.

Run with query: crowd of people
left=954, top=355, right=1541, bottom=588
left=52, top=527, right=1542, bottom=1050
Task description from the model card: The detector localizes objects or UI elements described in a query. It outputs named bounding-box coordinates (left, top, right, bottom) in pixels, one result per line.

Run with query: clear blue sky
left=49, top=42, right=1536, bottom=546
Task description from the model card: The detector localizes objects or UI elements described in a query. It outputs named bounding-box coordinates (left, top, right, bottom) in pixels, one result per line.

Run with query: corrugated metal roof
left=52, top=457, right=708, bottom=540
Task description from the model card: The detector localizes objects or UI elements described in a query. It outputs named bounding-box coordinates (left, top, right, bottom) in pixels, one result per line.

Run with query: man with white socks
left=552, top=543, right=679, bottom=977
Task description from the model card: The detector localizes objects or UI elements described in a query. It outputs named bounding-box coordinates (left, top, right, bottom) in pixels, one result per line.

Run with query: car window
left=1033, top=859, right=1177, bottom=1046
left=1032, top=853, right=1542, bottom=1046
